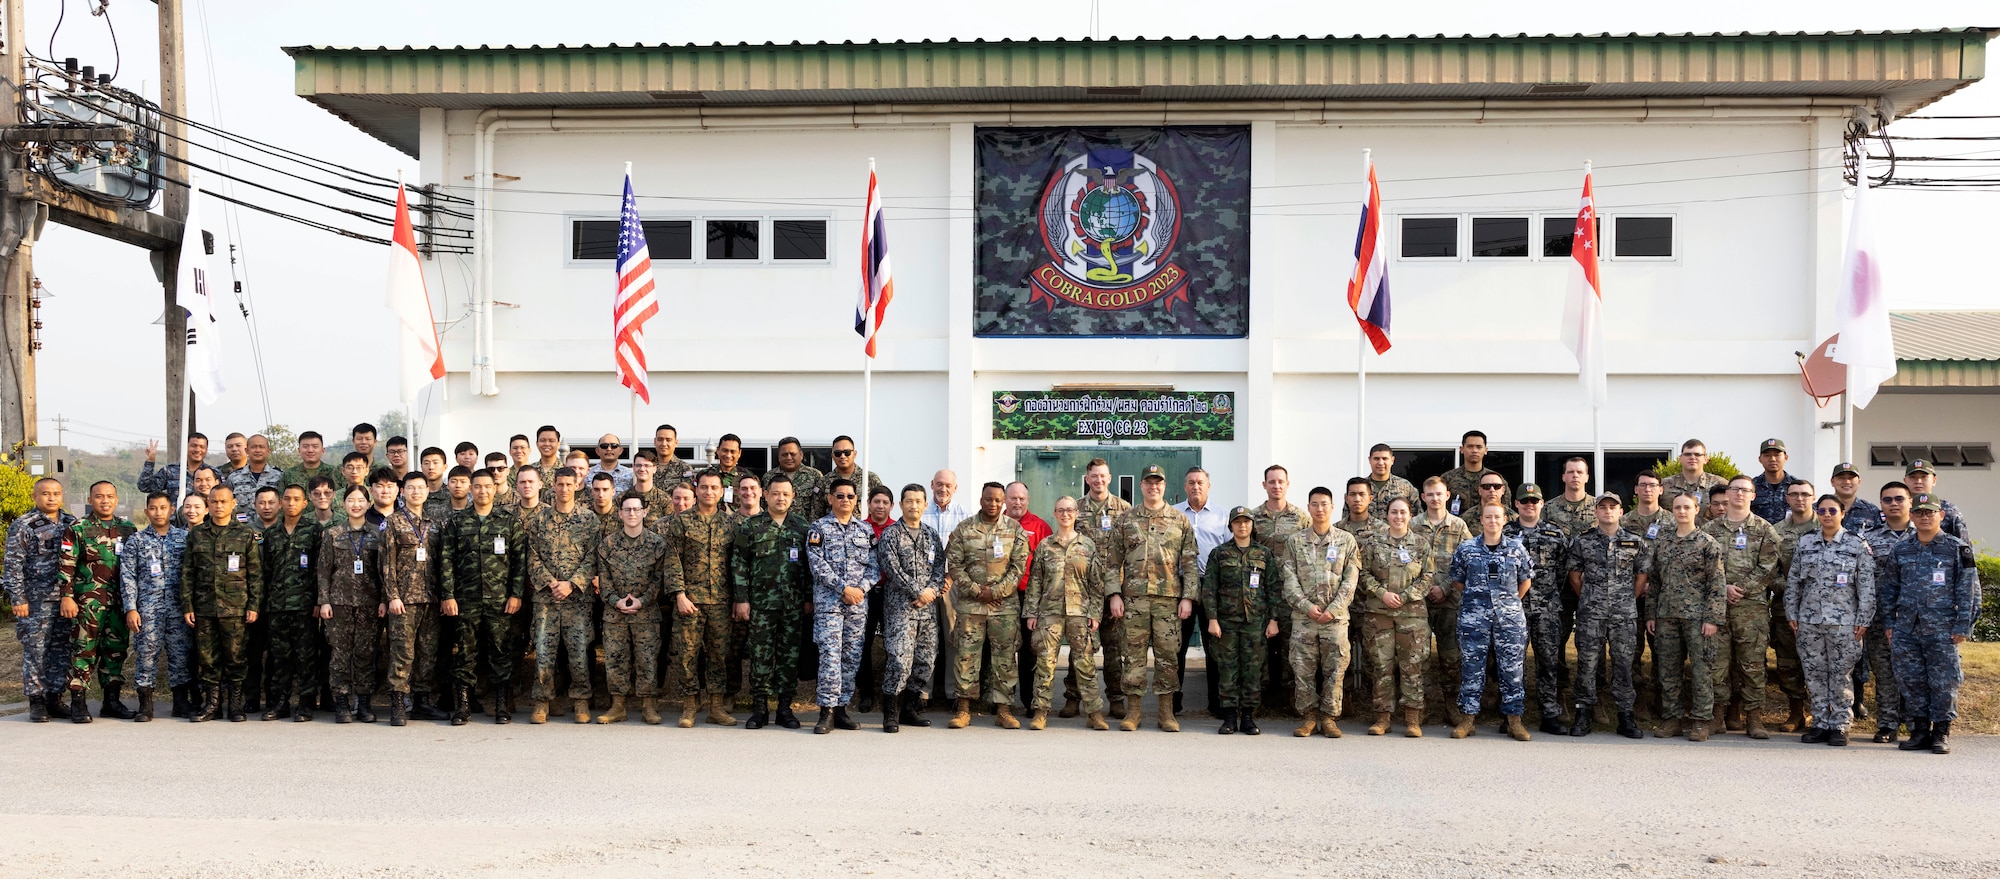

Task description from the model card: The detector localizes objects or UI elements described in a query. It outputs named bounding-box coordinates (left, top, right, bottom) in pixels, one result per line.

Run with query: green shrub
left=1649, top=451, right=1744, bottom=483
left=1976, top=555, right=2000, bottom=643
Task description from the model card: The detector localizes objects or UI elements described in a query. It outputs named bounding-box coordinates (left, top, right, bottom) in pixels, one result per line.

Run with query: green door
left=1013, top=446, right=1202, bottom=524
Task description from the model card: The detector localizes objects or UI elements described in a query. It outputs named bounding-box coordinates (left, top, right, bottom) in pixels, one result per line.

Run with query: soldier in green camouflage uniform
left=1249, top=466, right=1308, bottom=715
left=631, top=454, right=675, bottom=526
left=441, top=470, right=525, bottom=725
left=1649, top=494, right=1726, bottom=740
left=662, top=471, right=738, bottom=727
left=1771, top=481, right=1820, bottom=731
left=317, top=485, right=386, bottom=724
left=58, top=481, right=139, bottom=721
left=258, top=485, right=322, bottom=721
left=1440, top=431, right=1512, bottom=518
left=732, top=475, right=813, bottom=729
left=825, top=435, right=885, bottom=510
left=1104, top=465, right=1198, bottom=732
left=383, top=474, right=445, bottom=726
left=1661, top=440, right=1727, bottom=521
left=1200, top=507, right=1278, bottom=734
left=1070, top=466, right=1132, bottom=715
left=1023, top=496, right=1105, bottom=730
left=1279, top=486, right=1361, bottom=738
left=649, top=424, right=696, bottom=491
left=1543, top=458, right=1597, bottom=537
left=710, top=434, right=758, bottom=508
left=1416, top=479, right=1474, bottom=725
left=596, top=492, right=668, bottom=724
left=1701, top=476, right=1782, bottom=739
left=764, top=437, right=829, bottom=523
left=522, top=469, right=599, bottom=724
left=1357, top=497, right=1431, bottom=737
left=944, top=482, right=1030, bottom=729
left=1364, top=445, right=1420, bottom=521
left=182, top=485, right=264, bottom=722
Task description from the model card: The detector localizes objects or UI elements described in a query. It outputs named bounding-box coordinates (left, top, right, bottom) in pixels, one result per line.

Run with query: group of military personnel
left=5, top=424, right=1980, bottom=752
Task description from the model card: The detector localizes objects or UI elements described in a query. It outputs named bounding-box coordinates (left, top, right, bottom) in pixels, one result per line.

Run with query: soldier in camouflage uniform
left=944, top=482, right=1030, bottom=729
left=1883, top=494, right=1982, bottom=755
left=257, top=485, right=321, bottom=721
left=382, top=473, right=445, bottom=726
left=1771, top=480, right=1821, bottom=731
left=1858, top=483, right=1915, bottom=741
left=1201, top=507, right=1278, bottom=735
left=223, top=435, right=285, bottom=506
left=1364, top=445, right=1419, bottom=521
left=1440, top=431, right=1513, bottom=518
left=711, top=434, right=759, bottom=507
left=1543, top=459, right=1597, bottom=538
left=56, top=481, right=139, bottom=721
left=1249, top=465, right=1307, bottom=717
left=825, top=435, right=886, bottom=508
left=872, top=482, right=946, bottom=732
left=1702, top=476, right=1782, bottom=738
left=522, top=468, right=599, bottom=724
left=1505, top=486, right=1573, bottom=735
left=1069, top=460, right=1131, bottom=716
left=119, top=492, right=188, bottom=721
left=1660, top=440, right=1727, bottom=521
left=733, top=475, right=814, bottom=729
left=1567, top=494, right=1650, bottom=738
left=650, top=424, right=697, bottom=491
left=1415, top=479, right=1474, bottom=725
left=1649, top=494, right=1726, bottom=740
left=1785, top=496, right=1875, bottom=745
left=317, top=484, right=384, bottom=724
left=1448, top=504, right=1536, bottom=741
left=1105, top=465, right=1198, bottom=733
left=1337, top=479, right=1387, bottom=711
left=631, top=453, right=675, bottom=526
left=1748, top=439, right=1806, bottom=525
left=441, top=469, right=525, bottom=725
left=660, top=471, right=738, bottom=727
left=807, top=478, right=878, bottom=733
left=1356, top=497, right=1431, bottom=738
left=6, top=477, right=79, bottom=721
left=1622, top=473, right=1673, bottom=716
left=764, top=437, right=829, bottom=523
left=1279, top=486, right=1360, bottom=738
left=596, top=492, right=668, bottom=724
left=182, top=484, right=264, bottom=722
left=1023, top=495, right=1106, bottom=731
left=138, top=432, right=208, bottom=501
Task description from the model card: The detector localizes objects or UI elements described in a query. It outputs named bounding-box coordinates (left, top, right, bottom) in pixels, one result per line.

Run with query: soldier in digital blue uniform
left=1884, top=494, right=1982, bottom=755
left=120, top=492, right=190, bottom=721
left=1858, top=482, right=1916, bottom=742
left=1447, top=503, right=1535, bottom=741
left=5, top=477, right=80, bottom=721
left=807, top=478, right=879, bottom=734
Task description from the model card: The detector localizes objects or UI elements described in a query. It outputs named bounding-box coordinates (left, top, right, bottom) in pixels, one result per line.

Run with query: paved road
left=0, top=706, right=1991, bottom=879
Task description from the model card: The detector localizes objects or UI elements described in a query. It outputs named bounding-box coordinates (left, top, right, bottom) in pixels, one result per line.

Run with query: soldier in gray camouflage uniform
left=5, top=478, right=79, bottom=721
left=1785, top=495, right=1874, bottom=745
left=120, top=492, right=190, bottom=721
left=874, top=483, right=946, bottom=732
left=1567, top=494, right=1649, bottom=738
left=807, top=478, right=878, bottom=734
left=1505, top=488, right=1572, bottom=735
left=596, top=492, right=668, bottom=724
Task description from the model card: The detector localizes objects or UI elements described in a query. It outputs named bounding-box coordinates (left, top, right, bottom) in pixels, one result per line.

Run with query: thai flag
left=1346, top=157, right=1391, bottom=354
left=856, top=163, right=894, bottom=358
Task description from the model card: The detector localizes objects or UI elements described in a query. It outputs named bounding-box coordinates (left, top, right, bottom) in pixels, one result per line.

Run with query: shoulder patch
left=807, top=531, right=822, bottom=546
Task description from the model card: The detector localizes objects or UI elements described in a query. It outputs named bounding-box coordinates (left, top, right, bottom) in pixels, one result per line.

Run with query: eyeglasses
left=833, top=449, right=855, bottom=457
left=1786, top=491, right=1815, bottom=498
left=1815, top=507, right=1842, bottom=516
left=829, top=492, right=857, bottom=500
left=598, top=442, right=620, bottom=449
left=1881, top=497, right=1907, bottom=504
left=1728, top=486, right=1753, bottom=494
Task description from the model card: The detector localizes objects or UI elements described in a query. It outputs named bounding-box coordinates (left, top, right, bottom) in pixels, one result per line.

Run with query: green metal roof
left=287, top=30, right=1992, bottom=156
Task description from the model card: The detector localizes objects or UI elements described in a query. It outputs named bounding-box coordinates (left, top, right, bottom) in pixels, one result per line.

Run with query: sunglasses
left=1480, top=484, right=1504, bottom=490
left=1881, top=497, right=1907, bottom=504
left=598, top=442, right=621, bottom=449
left=833, top=450, right=855, bottom=457
left=1815, top=507, right=1842, bottom=516
left=829, top=493, right=857, bottom=500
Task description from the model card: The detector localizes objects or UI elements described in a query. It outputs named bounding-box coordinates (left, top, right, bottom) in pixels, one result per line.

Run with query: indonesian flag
left=1560, top=165, right=1607, bottom=407
left=1833, top=150, right=1897, bottom=408
left=1345, top=155, right=1391, bottom=354
left=386, top=183, right=445, bottom=402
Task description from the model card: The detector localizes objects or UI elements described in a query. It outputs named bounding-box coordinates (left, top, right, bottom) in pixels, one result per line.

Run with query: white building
left=1855, top=311, right=1998, bottom=539
left=290, top=30, right=1990, bottom=521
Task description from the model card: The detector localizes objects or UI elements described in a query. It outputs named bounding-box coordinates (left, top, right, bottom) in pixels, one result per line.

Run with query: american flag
left=613, top=168, right=659, bottom=403
left=855, top=164, right=894, bottom=357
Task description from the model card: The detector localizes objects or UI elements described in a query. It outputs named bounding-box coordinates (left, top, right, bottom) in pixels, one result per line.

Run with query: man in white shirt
left=1173, top=466, right=1229, bottom=717
left=922, top=469, right=970, bottom=707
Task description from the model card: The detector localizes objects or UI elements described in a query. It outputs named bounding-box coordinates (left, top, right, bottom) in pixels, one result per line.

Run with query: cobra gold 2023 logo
left=1029, top=147, right=1190, bottom=313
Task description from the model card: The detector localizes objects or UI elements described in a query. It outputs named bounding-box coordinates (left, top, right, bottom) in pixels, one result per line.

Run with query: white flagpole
left=1584, top=160, right=1604, bottom=493
left=1355, top=148, right=1370, bottom=476
left=862, top=157, right=876, bottom=485
left=176, top=380, right=193, bottom=503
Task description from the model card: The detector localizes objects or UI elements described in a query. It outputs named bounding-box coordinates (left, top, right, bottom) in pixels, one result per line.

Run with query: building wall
left=414, top=105, right=1850, bottom=510
left=1855, top=391, right=1997, bottom=548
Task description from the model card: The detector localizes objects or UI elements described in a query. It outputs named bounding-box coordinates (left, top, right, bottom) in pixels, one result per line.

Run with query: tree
left=262, top=424, right=302, bottom=473
left=378, top=409, right=411, bottom=443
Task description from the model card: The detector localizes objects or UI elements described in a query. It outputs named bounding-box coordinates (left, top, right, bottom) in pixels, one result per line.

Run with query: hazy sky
left=24, top=0, right=2000, bottom=453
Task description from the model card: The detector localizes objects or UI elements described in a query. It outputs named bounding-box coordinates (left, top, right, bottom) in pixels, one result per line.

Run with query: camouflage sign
left=993, top=391, right=1236, bottom=441
left=976, top=127, right=1249, bottom=337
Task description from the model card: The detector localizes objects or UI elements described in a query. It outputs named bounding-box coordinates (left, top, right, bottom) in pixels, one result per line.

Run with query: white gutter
left=471, top=109, right=554, bottom=396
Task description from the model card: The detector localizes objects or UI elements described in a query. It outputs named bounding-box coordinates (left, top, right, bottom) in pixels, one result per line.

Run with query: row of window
left=1399, top=215, right=1673, bottom=260
left=1870, top=444, right=1994, bottom=469
left=571, top=217, right=829, bottom=263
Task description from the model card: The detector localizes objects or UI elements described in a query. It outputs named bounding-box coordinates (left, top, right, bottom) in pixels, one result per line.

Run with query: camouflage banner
left=993, top=390, right=1236, bottom=441
left=975, top=127, right=1250, bottom=337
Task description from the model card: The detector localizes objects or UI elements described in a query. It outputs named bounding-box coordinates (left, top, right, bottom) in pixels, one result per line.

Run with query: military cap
left=1911, top=494, right=1943, bottom=513
left=1139, top=464, right=1166, bottom=482
left=1595, top=492, right=1622, bottom=508
left=1830, top=462, right=1860, bottom=478
left=1906, top=459, right=1937, bottom=477
left=1516, top=484, right=1544, bottom=502
left=1759, top=438, right=1787, bottom=454
left=1228, top=505, right=1254, bottom=523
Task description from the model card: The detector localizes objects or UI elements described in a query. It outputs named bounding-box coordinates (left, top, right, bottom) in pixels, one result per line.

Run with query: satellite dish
left=1798, top=335, right=1846, bottom=406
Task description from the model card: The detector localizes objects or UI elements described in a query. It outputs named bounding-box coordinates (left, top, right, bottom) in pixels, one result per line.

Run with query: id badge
left=226, top=554, right=240, bottom=573
left=1248, top=571, right=1261, bottom=589
left=493, top=537, right=507, bottom=555
left=1836, top=572, right=1849, bottom=586
left=1734, top=531, right=1747, bottom=550
left=112, top=537, right=123, bottom=554
left=1398, top=547, right=1411, bottom=564
left=353, top=559, right=365, bottom=575
left=991, top=538, right=1006, bottom=560
left=724, top=487, right=735, bottom=504
left=1449, top=497, right=1461, bottom=515
left=1100, top=515, right=1112, bottom=532
left=1932, top=569, right=1948, bottom=585
left=788, top=547, right=800, bottom=563
left=415, top=547, right=428, bottom=563
left=298, top=553, right=310, bottom=569
left=150, top=561, right=163, bottom=576
left=1647, top=523, right=1659, bottom=539
left=1325, top=545, right=1338, bottom=563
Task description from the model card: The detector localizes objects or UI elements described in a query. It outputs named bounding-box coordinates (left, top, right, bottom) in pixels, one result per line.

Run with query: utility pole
left=0, top=0, right=42, bottom=452
left=158, top=0, right=189, bottom=464
left=50, top=412, right=62, bottom=445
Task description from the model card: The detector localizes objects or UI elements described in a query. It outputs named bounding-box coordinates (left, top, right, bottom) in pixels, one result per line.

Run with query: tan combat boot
left=1505, top=715, right=1531, bottom=741
left=1654, top=718, right=1684, bottom=738
left=1322, top=715, right=1342, bottom=738
left=1293, top=710, right=1319, bottom=738
left=1451, top=715, right=1477, bottom=739
left=706, top=692, right=738, bottom=726
left=572, top=699, right=590, bottom=723
left=1688, top=720, right=1710, bottom=742
left=1367, top=712, right=1392, bottom=736
left=1157, top=700, right=1179, bottom=733
left=678, top=698, right=699, bottom=728
left=529, top=701, right=550, bottom=724
left=948, top=698, right=972, bottom=729
left=1403, top=708, right=1424, bottom=738
left=1028, top=709, right=1047, bottom=731
left=1086, top=711, right=1109, bottom=731
left=995, top=704, right=1021, bottom=730
left=1784, top=698, right=1808, bottom=733
left=596, top=695, right=626, bottom=724
left=640, top=696, right=661, bottom=725
left=1119, top=702, right=1141, bottom=732
left=1745, top=711, right=1769, bottom=740
left=1058, top=697, right=1080, bottom=719
left=1725, top=698, right=1745, bottom=732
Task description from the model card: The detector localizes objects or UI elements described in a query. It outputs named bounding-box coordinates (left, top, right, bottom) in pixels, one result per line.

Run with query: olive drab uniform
left=1784, top=529, right=1874, bottom=733
left=731, top=512, right=812, bottom=704
left=763, top=466, right=829, bottom=523
left=1413, top=511, right=1472, bottom=721
left=1701, top=514, right=1781, bottom=717
left=523, top=505, right=599, bottom=704
left=660, top=507, right=737, bottom=704
left=597, top=528, right=669, bottom=698
left=1568, top=528, right=1650, bottom=714
left=59, top=515, right=139, bottom=693
left=384, top=510, right=444, bottom=697
left=316, top=520, right=385, bottom=698
left=258, top=519, right=323, bottom=708
left=945, top=514, right=1030, bottom=706
left=1069, top=493, right=1131, bottom=707
left=1023, top=531, right=1104, bottom=714
left=1356, top=528, right=1431, bottom=715
left=440, top=507, right=526, bottom=699
left=1649, top=528, right=1726, bottom=722
left=5, top=509, right=80, bottom=701
left=1199, top=539, right=1277, bottom=712
left=183, top=517, right=265, bottom=692
left=1104, top=504, right=1199, bottom=702
left=1278, top=526, right=1360, bottom=718
left=1250, top=501, right=1309, bottom=712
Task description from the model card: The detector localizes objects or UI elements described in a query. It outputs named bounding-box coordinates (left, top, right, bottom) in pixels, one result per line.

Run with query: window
left=1871, top=444, right=1993, bottom=469
left=571, top=220, right=692, bottom=261
left=706, top=220, right=760, bottom=260
left=1471, top=217, right=1530, bottom=258
left=773, top=220, right=828, bottom=260
left=1529, top=450, right=1675, bottom=504
left=1541, top=217, right=1601, bottom=258
left=1613, top=216, right=1673, bottom=258
left=1400, top=217, right=1458, bottom=258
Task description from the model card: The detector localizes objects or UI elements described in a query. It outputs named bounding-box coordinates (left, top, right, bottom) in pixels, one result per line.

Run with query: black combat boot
left=1217, top=708, right=1238, bottom=735
left=100, top=683, right=135, bottom=719
left=899, top=691, right=931, bottom=727
left=490, top=686, right=510, bottom=723
left=135, top=687, right=155, bottom=722
left=411, top=693, right=447, bottom=721
left=262, top=697, right=291, bottom=722
left=1801, top=726, right=1830, bottom=744
left=1539, top=714, right=1567, bottom=736
left=227, top=685, right=248, bottom=722
left=355, top=693, right=377, bottom=724
left=192, top=686, right=220, bottom=722
left=333, top=694, right=353, bottom=724
left=27, top=695, right=47, bottom=723
left=293, top=692, right=314, bottom=722
left=746, top=699, right=770, bottom=730
left=450, top=686, right=471, bottom=726
left=833, top=705, right=859, bottom=730
left=1899, top=718, right=1933, bottom=751
left=813, top=707, right=834, bottom=734
left=1241, top=709, right=1262, bottom=736
left=1616, top=711, right=1642, bottom=739
left=1568, top=706, right=1593, bottom=737
left=776, top=704, right=801, bottom=729
left=390, top=695, right=408, bottom=727
left=68, top=689, right=92, bottom=723
left=856, top=691, right=875, bottom=715
left=1828, top=727, right=1849, bottom=746
left=1931, top=720, right=1952, bottom=755
left=46, top=690, right=70, bottom=719
left=876, top=693, right=896, bottom=733
left=169, top=685, right=191, bottom=718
